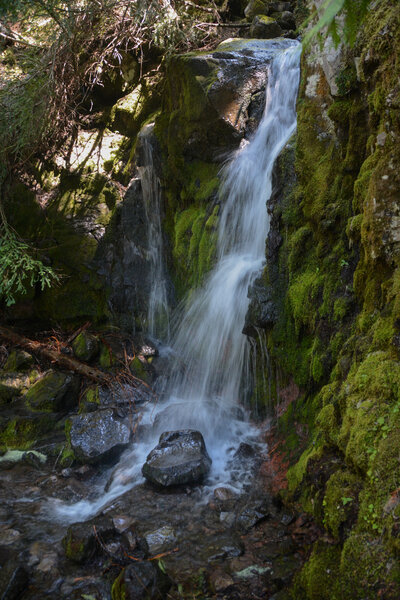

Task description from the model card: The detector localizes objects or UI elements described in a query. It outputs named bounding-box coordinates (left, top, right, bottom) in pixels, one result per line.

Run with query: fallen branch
left=0, top=325, right=111, bottom=383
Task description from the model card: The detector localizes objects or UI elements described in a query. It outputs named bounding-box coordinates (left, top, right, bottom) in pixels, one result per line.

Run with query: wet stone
left=236, top=498, right=271, bottom=531
left=204, top=532, right=245, bottom=562
left=62, top=515, right=116, bottom=564
left=214, top=487, right=236, bottom=502
left=145, top=525, right=177, bottom=554
left=142, top=430, right=212, bottom=487
left=69, top=408, right=131, bottom=464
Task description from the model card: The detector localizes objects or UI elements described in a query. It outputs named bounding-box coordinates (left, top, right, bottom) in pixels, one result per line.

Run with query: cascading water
left=51, top=40, right=300, bottom=522
left=138, top=126, right=170, bottom=339
left=156, top=40, right=301, bottom=433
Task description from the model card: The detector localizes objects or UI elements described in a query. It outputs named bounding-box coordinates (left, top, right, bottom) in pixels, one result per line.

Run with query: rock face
left=142, top=430, right=212, bottom=487
left=69, top=409, right=131, bottom=464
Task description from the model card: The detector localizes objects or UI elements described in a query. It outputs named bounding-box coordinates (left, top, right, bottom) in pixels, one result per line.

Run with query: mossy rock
left=3, top=350, right=34, bottom=372
left=78, top=386, right=101, bottom=414
left=24, top=371, right=80, bottom=413
left=72, top=332, right=99, bottom=362
left=250, top=15, right=283, bottom=39
left=0, top=413, right=60, bottom=450
left=129, top=357, right=150, bottom=384
left=323, top=470, right=362, bottom=539
left=62, top=516, right=116, bottom=564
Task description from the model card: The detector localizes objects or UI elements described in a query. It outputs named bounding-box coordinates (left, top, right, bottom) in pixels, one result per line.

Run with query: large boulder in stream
left=69, top=409, right=131, bottom=464
left=142, top=430, right=212, bottom=487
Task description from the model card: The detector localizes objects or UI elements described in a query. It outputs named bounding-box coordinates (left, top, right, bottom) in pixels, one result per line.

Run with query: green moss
left=0, top=414, right=56, bottom=450
left=323, top=470, right=362, bottom=538
left=292, top=542, right=342, bottom=600
left=111, top=570, right=126, bottom=600
left=172, top=204, right=218, bottom=295
left=288, top=270, right=323, bottom=335
left=130, top=356, right=149, bottom=383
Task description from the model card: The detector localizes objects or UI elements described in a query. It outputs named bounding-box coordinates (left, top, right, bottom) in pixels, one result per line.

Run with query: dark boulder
left=69, top=409, right=131, bottom=464
left=142, top=430, right=211, bottom=487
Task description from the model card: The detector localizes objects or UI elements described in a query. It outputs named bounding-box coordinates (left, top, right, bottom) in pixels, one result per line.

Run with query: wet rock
left=111, top=561, right=171, bottom=600
left=234, top=442, right=258, bottom=459
left=235, top=564, right=271, bottom=579
left=0, top=559, right=29, bottom=600
left=243, top=278, right=277, bottom=336
left=71, top=332, right=99, bottom=362
left=250, top=16, right=283, bottom=39
left=204, top=532, right=244, bottom=562
left=24, top=371, right=79, bottom=413
left=236, top=498, right=271, bottom=531
left=3, top=350, right=34, bottom=372
left=0, top=450, right=47, bottom=470
left=214, top=487, right=236, bottom=502
left=142, top=430, right=212, bottom=487
left=62, top=515, right=116, bottom=564
left=113, top=515, right=136, bottom=534
left=69, top=408, right=131, bottom=464
left=145, top=525, right=177, bottom=555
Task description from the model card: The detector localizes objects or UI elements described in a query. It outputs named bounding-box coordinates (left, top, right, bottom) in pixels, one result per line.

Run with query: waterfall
left=156, top=42, right=301, bottom=437
left=138, top=126, right=170, bottom=339
left=51, top=41, right=301, bottom=521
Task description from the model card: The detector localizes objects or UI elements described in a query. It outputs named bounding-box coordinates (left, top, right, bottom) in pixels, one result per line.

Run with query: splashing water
left=51, top=41, right=301, bottom=522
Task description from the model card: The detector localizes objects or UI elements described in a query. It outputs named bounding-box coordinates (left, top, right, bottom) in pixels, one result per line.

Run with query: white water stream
left=52, top=40, right=300, bottom=522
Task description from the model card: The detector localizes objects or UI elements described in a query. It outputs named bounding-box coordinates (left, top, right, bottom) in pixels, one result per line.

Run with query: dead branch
left=0, top=324, right=111, bottom=383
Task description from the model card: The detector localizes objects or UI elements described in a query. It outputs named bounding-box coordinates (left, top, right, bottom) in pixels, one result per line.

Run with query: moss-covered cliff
left=246, top=1, right=400, bottom=597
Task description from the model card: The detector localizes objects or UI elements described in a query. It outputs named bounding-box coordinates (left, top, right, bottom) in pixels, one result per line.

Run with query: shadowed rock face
left=142, top=430, right=212, bottom=487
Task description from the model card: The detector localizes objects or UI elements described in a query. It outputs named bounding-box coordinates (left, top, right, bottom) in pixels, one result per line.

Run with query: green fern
left=0, top=225, right=59, bottom=307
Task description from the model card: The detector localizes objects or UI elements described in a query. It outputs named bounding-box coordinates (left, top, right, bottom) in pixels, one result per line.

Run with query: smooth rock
left=69, top=408, right=131, bottom=464
left=250, top=15, right=283, bottom=39
left=142, top=430, right=212, bottom=487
